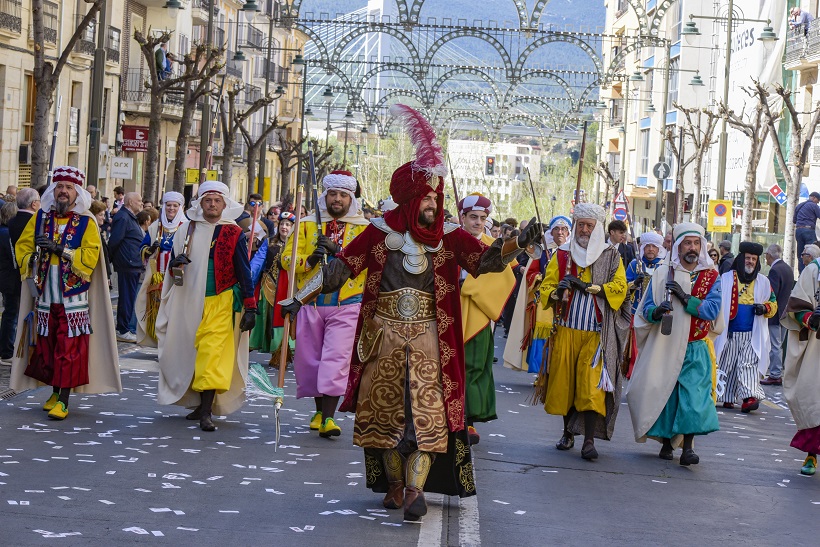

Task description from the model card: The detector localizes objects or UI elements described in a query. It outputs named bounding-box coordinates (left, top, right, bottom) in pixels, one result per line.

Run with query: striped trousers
left=717, top=330, right=764, bottom=403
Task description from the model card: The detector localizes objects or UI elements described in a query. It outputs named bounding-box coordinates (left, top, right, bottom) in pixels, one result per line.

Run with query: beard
left=575, top=235, right=589, bottom=249
left=55, top=198, right=71, bottom=216
left=327, top=202, right=348, bottom=219
left=418, top=207, right=436, bottom=227
left=744, top=265, right=755, bottom=275
left=682, top=251, right=699, bottom=264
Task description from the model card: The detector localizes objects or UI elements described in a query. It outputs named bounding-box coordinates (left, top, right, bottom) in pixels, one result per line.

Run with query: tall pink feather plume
left=389, top=104, right=448, bottom=178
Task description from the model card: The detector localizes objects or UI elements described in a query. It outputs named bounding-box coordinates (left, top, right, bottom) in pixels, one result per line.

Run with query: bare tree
left=133, top=30, right=223, bottom=201
left=272, top=135, right=334, bottom=201
left=31, top=0, right=103, bottom=187
left=239, top=117, right=285, bottom=198
left=595, top=161, right=617, bottom=214
left=674, top=103, right=720, bottom=224
left=719, top=88, right=774, bottom=240
left=757, top=81, right=820, bottom=267
left=218, top=84, right=279, bottom=185
left=664, top=127, right=695, bottom=224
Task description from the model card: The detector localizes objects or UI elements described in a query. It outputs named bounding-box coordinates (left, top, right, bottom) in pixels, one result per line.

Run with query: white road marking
left=417, top=493, right=443, bottom=546
left=459, top=494, right=481, bottom=546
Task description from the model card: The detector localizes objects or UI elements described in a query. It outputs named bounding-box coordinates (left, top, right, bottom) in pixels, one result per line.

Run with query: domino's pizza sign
left=769, top=184, right=787, bottom=206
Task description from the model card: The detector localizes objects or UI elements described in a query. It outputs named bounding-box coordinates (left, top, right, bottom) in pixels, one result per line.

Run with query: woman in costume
left=135, top=192, right=185, bottom=345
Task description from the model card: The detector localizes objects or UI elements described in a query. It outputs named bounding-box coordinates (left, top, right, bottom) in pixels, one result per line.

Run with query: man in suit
left=607, top=220, right=635, bottom=266
left=761, top=244, right=795, bottom=386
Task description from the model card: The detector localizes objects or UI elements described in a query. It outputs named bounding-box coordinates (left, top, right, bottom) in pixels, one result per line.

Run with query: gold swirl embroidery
left=436, top=307, right=454, bottom=335
left=365, top=453, right=383, bottom=484
left=387, top=320, right=428, bottom=342
left=455, top=438, right=469, bottom=465
left=373, top=241, right=387, bottom=265
left=346, top=254, right=366, bottom=272
left=432, top=249, right=454, bottom=269
left=434, top=273, right=455, bottom=302
left=459, top=462, right=476, bottom=493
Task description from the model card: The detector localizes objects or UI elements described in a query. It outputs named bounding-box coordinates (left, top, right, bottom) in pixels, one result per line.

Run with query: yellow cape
left=460, top=233, right=516, bottom=342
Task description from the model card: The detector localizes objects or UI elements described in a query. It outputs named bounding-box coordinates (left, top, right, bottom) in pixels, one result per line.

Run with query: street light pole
left=257, top=16, right=275, bottom=196
left=199, top=1, right=215, bottom=184
left=86, top=0, right=107, bottom=187
left=654, top=40, right=672, bottom=229
left=617, top=76, right=630, bottom=209
left=715, top=0, right=734, bottom=202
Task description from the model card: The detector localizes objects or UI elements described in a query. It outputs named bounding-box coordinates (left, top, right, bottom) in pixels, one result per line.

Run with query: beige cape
left=626, top=263, right=724, bottom=445
left=781, top=261, right=820, bottom=431
left=11, top=212, right=122, bottom=394
left=154, top=219, right=250, bottom=416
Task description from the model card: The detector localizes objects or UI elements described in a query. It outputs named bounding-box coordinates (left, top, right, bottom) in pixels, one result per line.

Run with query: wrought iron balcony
left=245, top=85, right=262, bottom=105
left=226, top=53, right=243, bottom=78
left=239, top=23, right=265, bottom=49
left=0, top=0, right=22, bottom=34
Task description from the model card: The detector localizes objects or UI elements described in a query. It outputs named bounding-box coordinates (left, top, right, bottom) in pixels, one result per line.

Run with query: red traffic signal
left=485, top=156, right=495, bottom=176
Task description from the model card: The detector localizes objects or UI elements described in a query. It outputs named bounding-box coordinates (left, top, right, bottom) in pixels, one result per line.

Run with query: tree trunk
left=247, top=143, right=261, bottom=196
left=691, top=154, right=703, bottom=224
left=173, top=104, right=196, bottom=194
left=222, top=128, right=235, bottom=185
left=32, top=82, right=55, bottom=188
left=741, top=167, right=756, bottom=240
left=143, top=86, right=164, bottom=202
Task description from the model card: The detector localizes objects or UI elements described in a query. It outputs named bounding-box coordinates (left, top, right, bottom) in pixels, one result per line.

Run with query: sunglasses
left=249, top=201, right=262, bottom=207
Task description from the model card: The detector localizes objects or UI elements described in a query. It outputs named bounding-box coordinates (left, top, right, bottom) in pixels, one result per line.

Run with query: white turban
left=639, top=231, right=666, bottom=260
left=160, top=191, right=185, bottom=230
left=318, top=170, right=361, bottom=218
left=671, top=222, right=712, bottom=271
left=187, top=181, right=244, bottom=222
left=40, top=166, right=92, bottom=215
left=566, top=203, right=607, bottom=267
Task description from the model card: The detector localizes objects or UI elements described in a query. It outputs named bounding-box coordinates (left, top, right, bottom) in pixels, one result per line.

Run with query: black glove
left=239, top=309, right=257, bottom=332
left=147, top=242, right=161, bottom=255
left=633, top=273, right=646, bottom=287
left=752, top=303, right=767, bottom=316
left=564, top=274, right=590, bottom=292
left=651, top=300, right=674, bottom=322
left=169, top=254, right=191, bottom=269
left=808, top=308, right=820, bottom=331
left=280, top=298, right=302, bottom=319
left=316, top=235, right=341, bottom=256
left=555, top=277, right=572, bottom=300
left=517, top=217, right=542, bottom=248
left=666, top=280, right=690, bottom=306
left=306, top=248, right=327, bottom=268
left=36, top=235, right=64, bottom=257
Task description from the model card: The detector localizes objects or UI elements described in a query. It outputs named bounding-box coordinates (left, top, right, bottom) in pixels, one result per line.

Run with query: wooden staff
left=573, top=120, right=589, bottom=211
left=276, top=180, right=305, bottom=388
left=199, top=73, right=227, bottom=184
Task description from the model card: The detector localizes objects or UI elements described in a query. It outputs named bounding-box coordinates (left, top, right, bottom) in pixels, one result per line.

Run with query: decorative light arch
left=434, top=110, right=494, bottom=135
left=352, top=64, right=429, bottom=107
left=433, top=93, right=496, bottom=125
left=331, top=27, right=421, bottom=72
left=505, top=70, right=577, bottom=110
left=429, top=67, right=502, bottom=107
left=423, top=30, right=515, bottom=80
left=504, top=96, right=560, bottom=129
left=296, top=24, right=331, bottom=66
left=513, top=34, right=603, bottom=81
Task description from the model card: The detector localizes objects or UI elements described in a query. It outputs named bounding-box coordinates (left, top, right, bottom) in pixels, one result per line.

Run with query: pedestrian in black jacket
left=717, top=240, right=734, bottom=275
left=761, top=244, right=795, bottom=385
left=8, top=187, right=40, bottom=245
left=109, top=192, right=144, bottom=342
left=0, top=201, right=20, bottom=362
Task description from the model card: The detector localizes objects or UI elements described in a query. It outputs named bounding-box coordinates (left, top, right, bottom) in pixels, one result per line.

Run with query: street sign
left=614, top=190, right=627, bottom=204
left=613, top=207, right=628, bottom=221
left=707, top=199, right=732, bottom=233
left=769, top=184, right=787, bottom=206
left=110, top=157, right=133, bottom=180
left=121, top=126, right=149, bottom=152
left=652, top=162, right=671, bottom=180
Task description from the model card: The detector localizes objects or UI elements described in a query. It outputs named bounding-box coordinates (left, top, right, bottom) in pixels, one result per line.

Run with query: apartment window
left=178, top=34, right=189, bottom=57
left=43, top=1, right=58, bottom=43
left=671, top=0, right=682, bottom=43
left=644, top=70, right=654, bottom=114
left=639, top=129, right=650, bottom=174
left=667, top=58, right=680, bottom=111
left=22, top=73, right=35, bottom=142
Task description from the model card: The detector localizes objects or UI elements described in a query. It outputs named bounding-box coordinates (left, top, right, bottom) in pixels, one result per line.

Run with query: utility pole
left=86, top=0, right=108, bottom=186
left=654, top=40, right=672, bottom=229
left=715, top=0, right=734, bottom=202
left=199, top=1, right=216, bottom=186
left=257, top=16, right=275, bottom=197
left=617, top=76, right=630, bottom=213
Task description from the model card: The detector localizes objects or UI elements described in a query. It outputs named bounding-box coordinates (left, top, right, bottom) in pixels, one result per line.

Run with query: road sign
left=652, top=162, right=671, bottom=180
left=613, top=207, right=628, bottom=221
left=769, top=184, right=787, bottom=206
left=614, top=190, right=627, bottom=204
left=707, top=199, right=732, bottom=232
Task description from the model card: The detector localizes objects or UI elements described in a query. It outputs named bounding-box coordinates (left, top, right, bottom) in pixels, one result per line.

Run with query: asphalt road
left=0, top=332, right=817, bottom=546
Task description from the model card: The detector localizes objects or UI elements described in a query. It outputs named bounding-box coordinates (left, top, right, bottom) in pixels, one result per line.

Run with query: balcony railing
left=254, top=59, right=278, bottom=80
left=74, top=14, right=96, bottom=56
left=245, top=85, right=262, bottom=105
left=785, top=21, right=818, bottom=66
left=239, top=23, right=265, bottom=49
left=226, top=53, right=243, bottom=78
left=0, top=0, right=22, bottom=34
left=107, top=26, right=121, bottom=63
left=28, top=24, right=57, bottom=44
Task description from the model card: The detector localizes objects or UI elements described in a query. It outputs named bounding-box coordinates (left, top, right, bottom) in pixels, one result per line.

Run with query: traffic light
left=485, top=156, right=495, bottom=176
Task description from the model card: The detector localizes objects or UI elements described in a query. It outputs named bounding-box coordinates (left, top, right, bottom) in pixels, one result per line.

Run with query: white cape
left=714, top=272, right=771, bottom=376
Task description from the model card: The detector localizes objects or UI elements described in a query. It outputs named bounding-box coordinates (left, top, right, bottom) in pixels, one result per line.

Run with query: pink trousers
left=294, top=303, right=361, bottom=398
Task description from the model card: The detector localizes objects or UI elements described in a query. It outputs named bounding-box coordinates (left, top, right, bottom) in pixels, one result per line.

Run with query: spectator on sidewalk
left=0, top=201, right=20, bottom=364
left=89, top=200, right=112, bottom=283
left=109, top=192, right=144, bottom=342
left=794, top=192, right=820, bottom=273
left=9, top=188, right=40, bottom=245
left=608, top=219, right=635, bottom=266
left=761, top=244, right=794, bottom=386
left=717, top=240, right=734, bottom=275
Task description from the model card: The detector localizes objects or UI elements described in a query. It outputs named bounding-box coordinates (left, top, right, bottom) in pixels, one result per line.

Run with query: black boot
left=199, top=390, right=216, bottom=432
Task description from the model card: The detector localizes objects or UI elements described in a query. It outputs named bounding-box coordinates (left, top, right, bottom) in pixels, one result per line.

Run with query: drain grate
left=0, top=388, right=18, bottom=400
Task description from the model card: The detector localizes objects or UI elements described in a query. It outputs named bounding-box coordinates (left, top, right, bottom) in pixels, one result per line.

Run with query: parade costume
left=537, top=203, right=631, bottom=460
left=11, top=166, right=121, bottom=419
left=504, top=216, right=571, bottom=374
left=155, top=182, right=256, bottom=432
left=625, top=231, right=665, bottom=314
left=715, top=241, right=777, bottom=413
left=781, top=258, right=820, bottom=475
left=249, top=211, right=296, bottom=364
left=458, top=193, right=517, bottom=442
left=280, top=170, right=369, bottom=437
left=627, top=223, right=723, bottom=464
left=279, top=105, right=540, bottom=521
left=136, top=191, right=184, bottom=345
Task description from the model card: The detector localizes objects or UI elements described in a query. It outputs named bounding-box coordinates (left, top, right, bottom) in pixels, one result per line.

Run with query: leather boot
left=186, top=406, right=203, bottom=420
left=382, top=449, right=404, bottom=510
left=404, top=451, right=432, bottom=521
left=199, top=390, right=216, bottom=432
left=403, top=486, right=427, bottom=522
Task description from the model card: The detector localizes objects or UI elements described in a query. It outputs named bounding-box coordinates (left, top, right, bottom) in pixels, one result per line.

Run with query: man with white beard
left=715, top=241, right=777, bottom=413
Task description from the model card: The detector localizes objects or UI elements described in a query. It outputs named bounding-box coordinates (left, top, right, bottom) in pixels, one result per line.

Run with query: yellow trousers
left=193, top=290, right=235, bottom=393
left=544, top=326, right=606, bottom=417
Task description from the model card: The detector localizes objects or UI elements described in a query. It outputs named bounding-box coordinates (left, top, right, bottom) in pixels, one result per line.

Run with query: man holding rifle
left=627, top=223, right=722, bottom=465
left=281, top=170, right=369, bottom=439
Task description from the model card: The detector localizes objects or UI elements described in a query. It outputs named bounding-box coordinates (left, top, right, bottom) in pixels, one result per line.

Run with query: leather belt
left=796, top=225, right=815, bottom=229
left=375, top=288, right=436, bottom=322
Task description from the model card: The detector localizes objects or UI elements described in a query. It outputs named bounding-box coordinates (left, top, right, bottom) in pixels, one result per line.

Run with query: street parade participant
left=504, top=215, right=571, bottom=374
left=136, top=191, right=185, bottom=345
left=627, top=223, right=723, bottom=465
left=715, top=241, right=777, bottom=413
left=281, top=170, right=369, bottom=438
left=249, top=211, right=297, bottom=366
left=11, top=166, right=121, bottom=419
left=280, top=104, right=542, bottom=521
left=625, top=231, right=665, bottom=313
left=781, top=254, right=820, bottom=475
left=537, top=203, right=630, bottom=461
left=458, top=193, right=517, bottom=445
left=154, top=181, right=256, bottom=432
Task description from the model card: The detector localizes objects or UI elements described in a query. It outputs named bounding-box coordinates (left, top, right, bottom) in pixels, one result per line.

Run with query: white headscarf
left=564, top=203, right=608, bottom=268
left=160, top=191, right=185, bottom=230
left=40, top=166, right=92, bottom=215
left=187, top=181, right=244, bottom=222
left=317, top=170, right=362, bottom=219
left=639, top=231, right=666, bottom=261
left=671, top=222, right=713, bottom=272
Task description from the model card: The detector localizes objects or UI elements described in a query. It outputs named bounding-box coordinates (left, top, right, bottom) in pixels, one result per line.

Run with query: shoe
left=741, top=397, right=760, bottom=413
left=555, top=433, right=574, bottom=451
left=659, top=444, right=674, bottom=461
left=319, top=417, right=341, bottom=438
left=48, top=401, right=69, bottom=420
left=722, top=402, right=735, bottom=409
left=117, top=331, right=137, bottom=343
left=0, top=357, right=11, bottom=366
left=43, top=393, right=59, bottom=411
left=383, top=481, right=404, bottom=510
left=186, top=406, right=202, bottom=420
left=760, top=376, right=782, bottom=386
left=309, top=411, right=323, bottom=431
left=801, top=455, right=817, bottom=476
left=403, top=486, right=427, bottom=522
left=680, top=449, right=700, bottom=466
left=467, top=426, right=480, bottom=446
left=199, top=413, right=216, bottom=432
left=581, top=439, right=598, bottom=461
